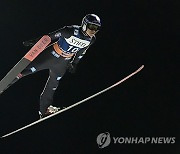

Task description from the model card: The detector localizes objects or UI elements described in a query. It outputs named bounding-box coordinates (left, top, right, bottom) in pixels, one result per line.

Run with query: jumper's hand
left=23, top=40, right=35, bottom=47
left=67, top=63, right=77, bottom=74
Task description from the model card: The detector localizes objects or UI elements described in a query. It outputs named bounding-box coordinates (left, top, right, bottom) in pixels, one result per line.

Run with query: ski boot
left=39, top=105, right=61, bottom=119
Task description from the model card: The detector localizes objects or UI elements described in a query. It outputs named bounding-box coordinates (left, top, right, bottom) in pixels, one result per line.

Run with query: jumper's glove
left=67, top=63, right=77, bottom=74
left=23, top=40, right=36, bottom=47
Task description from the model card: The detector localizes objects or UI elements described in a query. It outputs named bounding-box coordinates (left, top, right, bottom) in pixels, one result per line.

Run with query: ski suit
left=13, top=25, right=96, bottom=115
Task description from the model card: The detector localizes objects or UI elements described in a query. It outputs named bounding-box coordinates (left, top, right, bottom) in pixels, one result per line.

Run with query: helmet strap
left=82, top=24, right=87, bottom=32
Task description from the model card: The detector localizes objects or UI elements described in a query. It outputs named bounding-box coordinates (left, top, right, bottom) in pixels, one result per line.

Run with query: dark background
left=0, top=0, right=179, bottom=153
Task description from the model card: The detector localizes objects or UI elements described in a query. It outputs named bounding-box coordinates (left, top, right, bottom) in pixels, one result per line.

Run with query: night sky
left=0, top=0, right=179, bottom=154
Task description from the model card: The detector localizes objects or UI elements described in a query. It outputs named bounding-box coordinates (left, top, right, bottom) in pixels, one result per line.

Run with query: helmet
left=81, top=14, right=101, bottom=32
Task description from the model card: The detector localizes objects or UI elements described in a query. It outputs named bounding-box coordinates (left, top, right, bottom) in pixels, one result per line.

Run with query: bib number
left=67, top=46, right=79, bottom=53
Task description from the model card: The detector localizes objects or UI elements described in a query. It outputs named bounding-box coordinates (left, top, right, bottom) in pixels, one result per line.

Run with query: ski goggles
left=87, top=24, right=100, bottom=31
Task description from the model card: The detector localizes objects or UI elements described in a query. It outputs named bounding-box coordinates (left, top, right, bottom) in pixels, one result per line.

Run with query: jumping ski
left=0, top=35, right=51, bottom=94
left=1, top=65, right=144, bottom=138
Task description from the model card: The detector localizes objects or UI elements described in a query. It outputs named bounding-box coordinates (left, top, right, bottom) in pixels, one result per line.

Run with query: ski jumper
left=13, top=25, right=95, bottom=115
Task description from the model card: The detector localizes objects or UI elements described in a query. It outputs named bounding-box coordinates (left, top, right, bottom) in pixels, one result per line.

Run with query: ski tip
left=138, top=65, right=144, bottom=71
left=141, top=65, right=144, bottom=68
